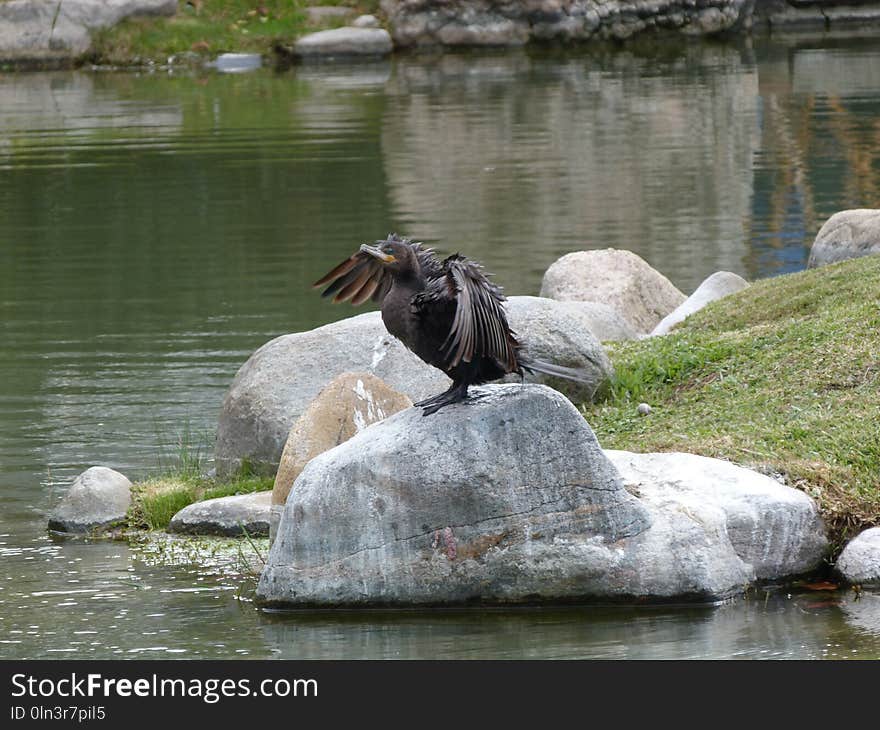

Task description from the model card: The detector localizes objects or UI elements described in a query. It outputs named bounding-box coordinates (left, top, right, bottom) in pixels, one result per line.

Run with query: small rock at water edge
left=48, top=466, right=132, bottom=534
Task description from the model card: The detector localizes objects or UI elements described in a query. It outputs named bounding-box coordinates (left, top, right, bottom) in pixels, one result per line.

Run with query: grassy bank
left=583, top=255, right=880, bottom=551
left=89, top=0, right=379, bottom=65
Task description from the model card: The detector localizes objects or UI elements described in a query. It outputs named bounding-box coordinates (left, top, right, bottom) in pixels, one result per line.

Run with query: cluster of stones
left=52, top=208, right=880, bottom=603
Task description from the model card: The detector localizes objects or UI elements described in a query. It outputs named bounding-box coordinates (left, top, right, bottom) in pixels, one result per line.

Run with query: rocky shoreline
left=47, top=215, right=880, bottom=605
left=3, top=0, right=880, bottom=67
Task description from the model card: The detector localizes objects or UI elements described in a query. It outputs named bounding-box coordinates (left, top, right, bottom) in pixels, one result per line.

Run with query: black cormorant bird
left=314, top=234, right=595, bottom=415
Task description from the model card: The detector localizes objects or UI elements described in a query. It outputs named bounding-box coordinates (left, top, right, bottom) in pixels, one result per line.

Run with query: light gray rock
left=502, top=296, right=613, bottom=401
left=215, top=303, right=612, bottom=477
left=293, top=27, right=393, bottom=60
left=168, top=491, right=272, bottom=537
left=256, top=385, right=827, bottom=608
left=836, top=527, right=880, bottom=585
left=606, top=450, right=828, bottom=580
left=507, top=295, right=637, bottom=343
left=210, top=53, right=262, bottom=73
left=808, top=209, right=880, bottom=268
left=540, top=248, right=686, bottom=334
left=352, top=14, right=380, bottom=28
left=0, top=0, right=177, bottom=63
left=48, top=466, right=132, bottom=533
left=650, top=271, right=749, bottom=336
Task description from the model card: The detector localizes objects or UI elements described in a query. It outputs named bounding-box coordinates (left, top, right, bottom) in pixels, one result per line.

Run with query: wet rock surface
left=48, top=466, right=132, bottom=534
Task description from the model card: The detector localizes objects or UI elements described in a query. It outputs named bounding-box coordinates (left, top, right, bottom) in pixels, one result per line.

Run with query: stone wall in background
left=379, top=0, right=756, bottom=46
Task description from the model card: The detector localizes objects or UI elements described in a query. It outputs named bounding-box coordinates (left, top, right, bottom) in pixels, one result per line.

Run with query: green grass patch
left=88, top=1, right=380, bottom=64
left=583, top=255, right=880, bottom=551
left=128, top=472, right=273, bottom=531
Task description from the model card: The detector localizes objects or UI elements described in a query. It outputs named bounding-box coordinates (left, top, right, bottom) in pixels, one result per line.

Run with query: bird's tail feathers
left=519, top=356, right=600, bottom=385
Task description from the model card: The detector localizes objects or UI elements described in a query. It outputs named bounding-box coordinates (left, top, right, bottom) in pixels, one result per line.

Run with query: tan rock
left=539, top=248, right=686, bottom=334
left=271, top=372, right=411, bottom=508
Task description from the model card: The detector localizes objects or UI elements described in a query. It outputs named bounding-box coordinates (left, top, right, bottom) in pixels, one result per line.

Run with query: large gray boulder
left=0, top=0, right=177, bottom=63
left=168, top=491, right=272, bottom=537
left=256, top=385, right=826, bottom=608
left=215, top=303, right=611, bottom=477
left=506, top=296, right=637, bottom=343
left=808, top=209, right=880, bottom=268
left=606, top=451, right=828, bottom=580
left=836, top=527, right=880, bottom=585
left=292, top=27, right=393, bottom=60
left=650, top=271, right=749, bottom=336
left=540, top=249, right=686, bottom=334
left=48, top=466, right=132, bottom=533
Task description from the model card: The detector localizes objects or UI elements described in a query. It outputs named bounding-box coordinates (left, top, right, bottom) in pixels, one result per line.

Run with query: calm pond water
left=2, top=34, right=880, bottom=659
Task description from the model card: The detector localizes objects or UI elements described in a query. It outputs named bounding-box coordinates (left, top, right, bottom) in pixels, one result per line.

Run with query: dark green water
left=3, top=36, right=880, bottom=659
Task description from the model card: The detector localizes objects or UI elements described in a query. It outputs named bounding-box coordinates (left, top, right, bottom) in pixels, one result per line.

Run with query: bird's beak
left=360, top=243, right=396, bottom=264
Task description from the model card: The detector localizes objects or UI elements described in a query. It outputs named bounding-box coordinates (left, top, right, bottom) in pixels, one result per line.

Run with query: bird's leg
left=420, top=381, right=469, bottom=416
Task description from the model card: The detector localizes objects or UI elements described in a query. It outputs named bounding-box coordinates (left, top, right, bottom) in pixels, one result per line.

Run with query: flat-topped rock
left=168, top=491, right=272, bottom=537
left=48, top=466, right=132, bottom=534
left=292, top=27, right=393, bottom=60
left=606, top=450, right=828, bottom=580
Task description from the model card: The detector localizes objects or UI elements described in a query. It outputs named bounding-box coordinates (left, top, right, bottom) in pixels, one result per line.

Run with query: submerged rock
left=539, top=248, right=686, bottom=334
left=836, top=528, right=880, bottom=585
left=256, top=385, right=827, bottom=608
left=168, top=491, right=272, bottom=537
left=271, top=372, right=411, bottom=540
left=215, top=303, right=612, bottom=478
left=209, top=53, right=262, bottom=73
left=650, top=271, right=749, bottom=336
left=808, top=209, right=880, bottom=268
left=48, top=466, right=132, bottom=534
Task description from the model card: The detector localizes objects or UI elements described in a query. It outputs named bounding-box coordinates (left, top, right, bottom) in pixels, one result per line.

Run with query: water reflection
left=381, top=46, right=760, bottom=293
left=3, top=37, right=880, bottom=658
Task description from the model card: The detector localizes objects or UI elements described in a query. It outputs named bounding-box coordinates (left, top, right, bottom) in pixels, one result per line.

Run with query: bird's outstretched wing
left=430, top=255, right=519, bottom=371
left=313, top=237, right=438, bottom=306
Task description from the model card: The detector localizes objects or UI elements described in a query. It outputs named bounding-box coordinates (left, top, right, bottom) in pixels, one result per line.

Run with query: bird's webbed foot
left=417, top=383, right=469, bottom=416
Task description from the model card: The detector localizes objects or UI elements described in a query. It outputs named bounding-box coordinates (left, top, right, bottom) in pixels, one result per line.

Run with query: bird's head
left=360, top=234, right=418, bottom=276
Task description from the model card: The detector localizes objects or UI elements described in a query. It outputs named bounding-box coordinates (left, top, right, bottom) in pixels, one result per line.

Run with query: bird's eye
left=383, top=245, right=394, bottom=254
